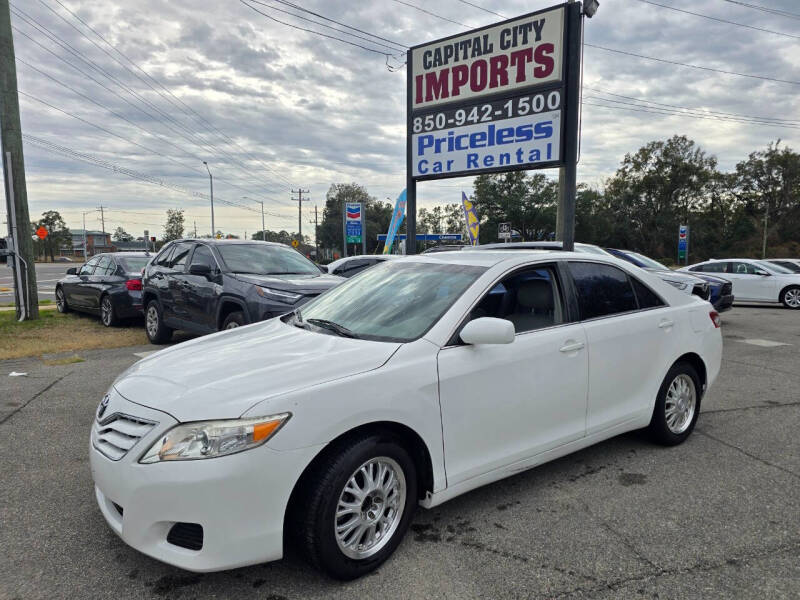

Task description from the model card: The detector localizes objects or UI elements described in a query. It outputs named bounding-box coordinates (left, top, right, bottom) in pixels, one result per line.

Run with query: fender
left=215, top=294, right=251, bottom=328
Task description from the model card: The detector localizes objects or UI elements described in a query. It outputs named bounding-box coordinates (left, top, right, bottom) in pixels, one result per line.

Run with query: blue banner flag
left=461, top=192, right=480, bottom=245
left=382, top=189, right=407, bottom=254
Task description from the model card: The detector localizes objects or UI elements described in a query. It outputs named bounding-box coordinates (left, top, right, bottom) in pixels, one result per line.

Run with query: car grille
left=721, top=282, right=732, bottom=296
left=92, top=413, right=157, bottom=461
left=691, top=283, right=711, bottom=301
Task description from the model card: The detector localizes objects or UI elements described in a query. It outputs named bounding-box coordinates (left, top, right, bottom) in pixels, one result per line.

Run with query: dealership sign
left=345, top=202, right=363, bottom=244
left=408, top=4, right=570, bottom=181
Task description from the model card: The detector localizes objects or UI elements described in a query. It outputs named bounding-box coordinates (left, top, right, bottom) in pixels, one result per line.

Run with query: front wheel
left=780, top=286, right=800, bottom=309
left=221, top=311, right=246, bottom=329
left=647, top=361, right=701, bottom=446
left=55, top=287, right=69, bottom=313
left=145, top=300, right=173, bottom=344
left=293, top=434, right=418, bottom=580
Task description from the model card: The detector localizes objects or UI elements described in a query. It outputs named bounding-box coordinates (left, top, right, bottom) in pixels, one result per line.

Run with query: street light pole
left=243, top=197, right=265, bottom=240
left=203, top=161, right=215, bottom=237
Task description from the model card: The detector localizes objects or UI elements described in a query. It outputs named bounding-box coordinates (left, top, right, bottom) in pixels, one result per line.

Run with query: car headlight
left=139, top=413, right=290, bottom=463
left=663, top=279, right=690, bottom=291
left=256, top=286, right=302, bottom=303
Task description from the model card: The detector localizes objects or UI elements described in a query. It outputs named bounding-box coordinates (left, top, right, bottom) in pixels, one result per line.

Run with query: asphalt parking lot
left=1, top=304, right=798, bottom=599
left=0, top=263, right=69, bottom=304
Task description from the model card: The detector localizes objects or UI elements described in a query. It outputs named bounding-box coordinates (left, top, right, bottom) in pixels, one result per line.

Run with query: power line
left=389, top=0, right=470, bottom=27
left=239, top=0, right=396, bottom=55
left=585, top=44, right=800, bottom=86
left=718, top=0, right=800, bottom=20
left=630, top=0, right=800, bottom=40
left=453, top=0, right=505, bottom=18
left=584, top=86, right=800, bottom=125
left=47, top=0, right=297, bottom=189
left=247, top=0, right=407, bottom=52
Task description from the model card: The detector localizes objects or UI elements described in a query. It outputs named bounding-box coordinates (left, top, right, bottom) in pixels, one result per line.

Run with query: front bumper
left=713, top=294, right=734, bottom=312
left=89, top=388, right=323, bottom=572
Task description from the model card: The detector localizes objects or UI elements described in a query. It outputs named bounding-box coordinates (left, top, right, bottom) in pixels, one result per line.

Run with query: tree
left=163, top=209, right=185, bottom=241
left=32, top=210, right=71, bottom=262
left=318, top=183, right=392, bottom=254
left=112, top=226, right=133, bottom=242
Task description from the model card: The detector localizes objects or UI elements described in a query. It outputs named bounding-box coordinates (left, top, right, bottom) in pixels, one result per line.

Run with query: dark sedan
left=55, top=252, right=151, bottom=326
left=141, top=239, right=343, bottom=343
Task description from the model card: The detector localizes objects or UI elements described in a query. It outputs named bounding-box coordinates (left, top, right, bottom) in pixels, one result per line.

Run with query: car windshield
left=628, top=252, right=668, bottom=270
left=295, top=260, right=486, bottom=342
left=756, top=260, right=793, bottom=274
left=575, top=244, right=613, bottom=256
left=118, top=257, right=150, bottom=272
left=217, top=244, right=319, bottom=275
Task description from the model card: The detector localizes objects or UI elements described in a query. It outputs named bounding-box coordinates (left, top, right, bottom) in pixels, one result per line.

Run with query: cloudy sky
left=4, top=0, right=800, bottom=240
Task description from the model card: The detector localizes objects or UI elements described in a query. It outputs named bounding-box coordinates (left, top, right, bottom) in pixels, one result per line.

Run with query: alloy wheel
left=334, top=457, right=406, bottom=560
left=56, top=289, right=65, bottom=312
left=101, top=298, right=112, bottom=326
left=146, top=305, right=159, bottom=338
left=785, top=288, right=800, bottom=308
left=665, top=374, right=696, bottom=434
left=225, top=321, right=240, bottom=329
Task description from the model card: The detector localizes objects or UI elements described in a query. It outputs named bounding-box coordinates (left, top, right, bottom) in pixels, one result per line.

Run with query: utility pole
left=193, top=220, right=197, bottom=237
left=203, top=161, right=215, bottom=237
left=308, top=204, right=320, bottom=260
left=761, top=201, right=769, bottom=259
left=1, top=0, right=38, bottom=319
left=292, top=189, right=309, bottom=240
left=97, top=204, right=106, bottom=247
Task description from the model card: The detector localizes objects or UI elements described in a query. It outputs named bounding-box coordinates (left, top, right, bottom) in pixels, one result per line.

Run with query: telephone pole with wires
left=308, top=204, right=320, bottom=260
left=292, top=189, right=309, bottom=240
left=1, top=0, right=38, bottom=319
left=97, top=204, right=106, bottom=239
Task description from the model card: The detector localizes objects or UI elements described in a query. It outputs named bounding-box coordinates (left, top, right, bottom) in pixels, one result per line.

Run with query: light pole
left=203, top=161, right=215, bottom=237
left=244, top=196, right=265, bottom=240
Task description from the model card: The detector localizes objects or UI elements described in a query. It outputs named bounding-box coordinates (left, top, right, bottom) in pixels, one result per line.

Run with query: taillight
left=126, top=278, right=142, bottom=291
left=709, top=310, right=721, bottom=328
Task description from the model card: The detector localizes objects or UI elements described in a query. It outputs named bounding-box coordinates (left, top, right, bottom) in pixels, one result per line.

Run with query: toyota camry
left=90, top=251, right=722, bottom=579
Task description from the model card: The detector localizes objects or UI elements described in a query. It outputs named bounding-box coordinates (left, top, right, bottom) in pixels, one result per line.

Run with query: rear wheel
left=647, top=361, right=701, bottom=446
left=221, top=311, right=246, bottom=330
left=293, top=434, right=417, bottom=580
left=145, top=300, right=172, bottom=344
left=780, top=286, right=800, bottom=309
left=55, top=287, right=69, bottom=313
left=100, top=295, right=118, bottom=327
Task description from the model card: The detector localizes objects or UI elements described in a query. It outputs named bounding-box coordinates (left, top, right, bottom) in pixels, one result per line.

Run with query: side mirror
left=755, top=269, right=770, bottom=276
left=189, top=263, right=211, bottom=277
left=66, top=267, right=77, bottom=275
left=459, top=317, right=515, bottom=345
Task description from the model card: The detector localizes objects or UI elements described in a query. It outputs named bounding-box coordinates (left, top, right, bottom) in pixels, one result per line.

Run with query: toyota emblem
left=97, top=394, right=110, bottom=419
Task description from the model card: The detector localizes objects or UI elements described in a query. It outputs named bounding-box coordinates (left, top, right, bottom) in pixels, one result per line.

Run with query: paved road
left=0, top=262, right=73, bottom=304
left=1, top=306, right=798, bottom=599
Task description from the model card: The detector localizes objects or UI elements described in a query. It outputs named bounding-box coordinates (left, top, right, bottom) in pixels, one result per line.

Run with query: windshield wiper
left=306, top=318, right=359, bottom=339
left=263, top=271, right=308, bottom=275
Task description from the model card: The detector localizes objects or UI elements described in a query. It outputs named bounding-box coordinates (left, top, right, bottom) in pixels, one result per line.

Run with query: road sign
left=36, top=226, right=48, bottom=240
left=377, top=233, right=463, bottom=242
left=345, top=202, right=362, bottom=244
left=291, top=239, right=299, bottom=248
left=498, top=222, right=511, bottom=240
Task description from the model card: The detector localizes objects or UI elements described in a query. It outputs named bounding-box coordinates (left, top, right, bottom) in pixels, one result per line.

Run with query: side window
left=470, top=265, right=565, bottom=334
left=169, top=243, right=192, bottom=270
left=568, top=262, right=637, bottom=320
left=336, top=259, right=368, bottom=277
left=154, top=245, right=174, bottom=267
left=79, top=256, right=100, bottom=276
left=728, top=261, right=756, bottom=275
left=189, top=244, right=215, bottom=268
left=94, top=256, right=114, bottom=276
left=688, top=264, right=706, bottom=272
left=630, top=277, right=665, bottom=309
left=691, top=262, right=724, bottom=273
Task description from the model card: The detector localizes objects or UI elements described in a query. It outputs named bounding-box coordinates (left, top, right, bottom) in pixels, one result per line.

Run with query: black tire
left=221, top=311, right=246, bottom=330
left=780, top=285, right=800, bottom=310
left=55, top=287, right=69, bottom=313
left=647, top=361, right=702, bottom=446
left=292, top=433, right=418, bottom=580
left=144, top=299, right=173, bottom=344
left=100, top=295, right=118, bottom=327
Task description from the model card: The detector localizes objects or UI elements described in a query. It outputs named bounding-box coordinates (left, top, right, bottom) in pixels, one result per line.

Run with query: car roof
left=172, top=238, right=287, bottom=247
left=389, top=250, right=623, bottom=268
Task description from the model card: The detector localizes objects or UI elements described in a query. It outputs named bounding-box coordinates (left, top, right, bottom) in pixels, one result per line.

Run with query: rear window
left=690, top=262, right=725, bottom=273
left=568, top=262, right=638, bottom=320
left=118, top=257, right=150, bottom=272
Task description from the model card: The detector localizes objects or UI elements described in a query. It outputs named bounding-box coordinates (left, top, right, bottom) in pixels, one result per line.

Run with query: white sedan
left=680, top=258, right=800, bottom=309
left=90, top=252, right=722, bottom=579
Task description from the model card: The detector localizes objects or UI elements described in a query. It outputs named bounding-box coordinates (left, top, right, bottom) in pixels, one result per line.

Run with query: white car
left=681, top=258, right=800, bottom=309
left=326, top=254, right=401, bottom=278
left=90, top=252, right=722, bottom=579
left=764, top=258, right=800, bottom=274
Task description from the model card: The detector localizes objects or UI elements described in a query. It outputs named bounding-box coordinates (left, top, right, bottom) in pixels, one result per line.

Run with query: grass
left=0, top=310, right=147, bottom=360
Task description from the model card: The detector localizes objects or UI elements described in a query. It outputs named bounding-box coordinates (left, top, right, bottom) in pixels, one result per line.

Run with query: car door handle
left=559, top=341, right=585, bottom=353
left=658, top=319, right=675, bottom=329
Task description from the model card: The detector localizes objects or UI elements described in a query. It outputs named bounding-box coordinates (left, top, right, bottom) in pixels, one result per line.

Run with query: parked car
left=764, top=258, right=800, bottom=273
left=141, top=239, right=343, bottom=343
left=326, top=254, right=401, bottom=278
left=91, top=251, right=721, bottom=578
left=420, top=244, right=469, bottom=253
left=55, top=256, right=73, bottom=262
left=604, top=249, right=718, bottom=306
left=680, top=258, right=800, bottom=309
left=55, top=252, right=151, bottom=326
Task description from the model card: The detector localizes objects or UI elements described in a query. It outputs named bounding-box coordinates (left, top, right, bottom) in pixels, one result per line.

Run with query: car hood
left=113, top=318, right=401, bottom=422
left=232, top=272, right=343, bottom=294
left=648, top=269, right=704, bottom=284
